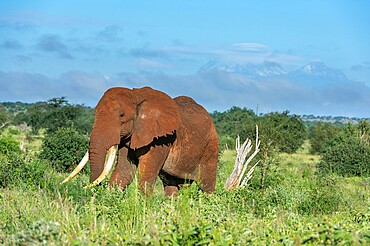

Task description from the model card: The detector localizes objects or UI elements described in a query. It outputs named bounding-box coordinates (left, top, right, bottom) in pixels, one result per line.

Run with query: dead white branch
left=224, top=125, right=261, bottom=190
left=0, top=122, right=7, bottom=129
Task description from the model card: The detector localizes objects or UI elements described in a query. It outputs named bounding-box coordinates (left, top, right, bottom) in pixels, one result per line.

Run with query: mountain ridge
left=198, top=61, right=348, bottom=81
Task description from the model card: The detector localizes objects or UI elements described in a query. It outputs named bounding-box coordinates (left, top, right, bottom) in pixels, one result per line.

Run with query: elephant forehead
left=97, top=99, right=131, bottom=111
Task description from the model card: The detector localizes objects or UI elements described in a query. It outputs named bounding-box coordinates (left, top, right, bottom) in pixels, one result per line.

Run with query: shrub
left=5, top=220, right=60, bottom=245
left=0, top=135, right=20, bottom=155
left=297, top=177, right=345, bottom=215
left=318, top=124, right=370, bottom=177
left=309, top=122, right=340, bottom=154
left=0, top=153, right=24, bottom=188
left=0, top=153, right=48, bottom=188
left=39, top=127, right=89, bottom=172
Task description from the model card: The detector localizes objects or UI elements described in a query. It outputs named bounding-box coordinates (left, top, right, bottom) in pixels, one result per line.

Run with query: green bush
left=309, top=122, right=340, bottom=154
left=0, top=135, right=20, bottom=155
left=5, top=220, right=60, bottom=245
left=40, top=127, right=89, bottom=172
left=297, top=177, right=345, bottom=215
left=0, top=135, right=49, bottom=188
left=0, top=153, right=24, bottom=188
left=0, top=153, right=48, bottom=188
left=318, top=124, right=370, bottom=177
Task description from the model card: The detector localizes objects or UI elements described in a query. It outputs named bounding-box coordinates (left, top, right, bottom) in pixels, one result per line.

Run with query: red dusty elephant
left=62, top=87, right=219, bottom=196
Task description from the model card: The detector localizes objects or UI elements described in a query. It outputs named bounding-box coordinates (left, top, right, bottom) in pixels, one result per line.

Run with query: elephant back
left=174, top=96, right=214, bottom=139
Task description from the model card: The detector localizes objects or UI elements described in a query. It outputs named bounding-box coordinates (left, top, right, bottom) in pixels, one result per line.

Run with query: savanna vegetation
left=0, top=100, right=369, bottom=245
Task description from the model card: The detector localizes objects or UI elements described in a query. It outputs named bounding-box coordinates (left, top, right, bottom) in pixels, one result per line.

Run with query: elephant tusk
left=85, top=145, right=118, bottom=188
left=61, top=151, right=89, bottom=184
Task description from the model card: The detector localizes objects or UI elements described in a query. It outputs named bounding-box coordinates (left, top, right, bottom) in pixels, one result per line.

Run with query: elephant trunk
left=89, top=116, right=121, bottom=183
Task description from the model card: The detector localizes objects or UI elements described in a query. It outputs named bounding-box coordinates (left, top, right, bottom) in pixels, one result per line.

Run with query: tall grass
left=1, top=144, right=369, bottom=245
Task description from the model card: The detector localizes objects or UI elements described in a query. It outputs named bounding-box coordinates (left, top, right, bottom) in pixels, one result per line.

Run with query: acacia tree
left=26, top=97, right=94, bottom=135
left=259, top=111, right=307, bottom=154
left=27, top=102, right=48, bottom=134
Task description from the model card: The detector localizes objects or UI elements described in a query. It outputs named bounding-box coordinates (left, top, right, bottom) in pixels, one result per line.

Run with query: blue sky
left=0, top=1, right=369, bottom=117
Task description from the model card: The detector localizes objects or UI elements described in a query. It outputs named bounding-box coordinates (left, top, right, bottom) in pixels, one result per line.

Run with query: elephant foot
left=163, top=186, right=179, bottom=196
left=108, top=178, right=131, bottom=190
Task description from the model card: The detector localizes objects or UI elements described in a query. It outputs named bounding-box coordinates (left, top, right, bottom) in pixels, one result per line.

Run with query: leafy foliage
left=309, top=122, right=341, bottom=154
left=27, top=97, right=94, bottom=134
left=212, top=107, right=257, bottom=142
left=211, top=108, right=307, bottom=153
left=5, top=220, right=60, bottom=245
left=40, top=127, right=89, bottom=172
left=2, top=98, right=94, bottom=135
left=0, top=135, right=47, bottom=188
left=0, top=153, right=48, bottom=188
left=259, top=111, right=307, bottom=153
left=318, top=122, right=370, bottom=177
left=0, top=135, right=20, bottom=155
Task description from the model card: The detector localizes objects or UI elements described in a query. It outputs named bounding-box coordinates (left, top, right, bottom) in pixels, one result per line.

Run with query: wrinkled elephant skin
left=74, top=87, right=219, bottom=196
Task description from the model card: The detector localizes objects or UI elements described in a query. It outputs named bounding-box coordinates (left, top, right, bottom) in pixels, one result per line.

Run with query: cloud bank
left=1, top=67, right=369, bottom=118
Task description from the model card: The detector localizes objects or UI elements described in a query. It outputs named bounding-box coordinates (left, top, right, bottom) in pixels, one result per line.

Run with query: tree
left=310, top=122, right=340, bottom=154
left=211, top=107, right=257, bottom=150
left=211, top=108, right=307, bottom=153
left=25, top=98, right=94, bottom=135
left=259, top=111, right=307, bottom=153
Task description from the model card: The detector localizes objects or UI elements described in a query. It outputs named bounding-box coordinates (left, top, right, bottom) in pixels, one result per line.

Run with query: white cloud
left=231, top=43, right=271, bottom=53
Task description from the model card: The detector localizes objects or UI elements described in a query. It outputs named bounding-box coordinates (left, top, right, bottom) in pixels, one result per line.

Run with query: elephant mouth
left=61, top=145, right=118, bottom=188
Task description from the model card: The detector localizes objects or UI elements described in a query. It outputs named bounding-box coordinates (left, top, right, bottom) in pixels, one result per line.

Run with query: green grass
left=1, top=139, right=369, bottom=245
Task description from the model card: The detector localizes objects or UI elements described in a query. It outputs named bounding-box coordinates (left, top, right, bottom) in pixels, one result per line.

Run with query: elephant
left=62, top=86, right=219, bottom=196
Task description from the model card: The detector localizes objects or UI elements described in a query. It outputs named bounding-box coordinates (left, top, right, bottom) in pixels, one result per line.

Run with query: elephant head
left=62, top=87, right=181, bottom=187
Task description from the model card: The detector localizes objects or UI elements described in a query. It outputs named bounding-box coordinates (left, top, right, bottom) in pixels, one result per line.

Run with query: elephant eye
left=119, top=113, right=124, bottom=118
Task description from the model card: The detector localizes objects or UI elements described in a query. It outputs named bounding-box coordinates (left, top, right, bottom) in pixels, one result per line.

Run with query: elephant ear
left=130, top=87, right=181, bottom=149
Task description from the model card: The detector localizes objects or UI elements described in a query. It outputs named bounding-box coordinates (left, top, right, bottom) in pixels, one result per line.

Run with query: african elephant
left=62, top=87, right=219, bottom=196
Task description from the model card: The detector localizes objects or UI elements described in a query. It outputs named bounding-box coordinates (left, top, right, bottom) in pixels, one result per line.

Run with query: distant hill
left=301, top=114, right=366, bottom=126
left=1, top=101, right=33, bottom=115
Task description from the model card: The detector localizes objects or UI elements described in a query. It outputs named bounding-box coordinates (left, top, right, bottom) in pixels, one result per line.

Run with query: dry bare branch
left=225, top=125, right=261, bottom=190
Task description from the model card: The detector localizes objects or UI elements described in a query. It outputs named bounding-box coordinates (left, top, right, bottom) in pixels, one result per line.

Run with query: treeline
left=211, top=106, right=370, bottom=177
left=1, top=100, right=369, bottom=177
left=211, top=107, right=306, bottom=154
left=1, top=98, right=94, bottom=135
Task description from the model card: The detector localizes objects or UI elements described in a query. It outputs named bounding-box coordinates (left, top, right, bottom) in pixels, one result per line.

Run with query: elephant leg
left=198, top=141, right=219, bottom=193
left=159, top=171, right=194, bottom=196
left=109, top=147, right=137, bottom=189
left=137, top=145, right=170, bottom=195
